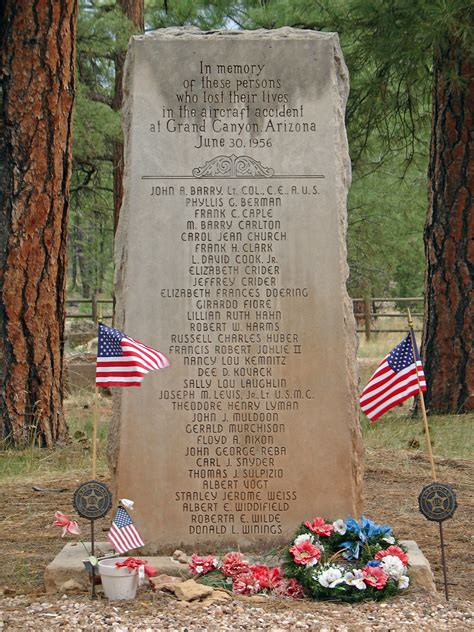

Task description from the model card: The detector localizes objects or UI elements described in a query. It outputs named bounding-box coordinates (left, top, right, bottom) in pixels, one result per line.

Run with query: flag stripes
left=107, top=507, right=145, bottom=554
left=96, top=323, right=169, bottom=387
left=360, top=335, right=426, bottom=422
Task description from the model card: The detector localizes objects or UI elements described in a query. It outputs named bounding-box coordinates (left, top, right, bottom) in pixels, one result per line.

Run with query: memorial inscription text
left=139, top=53, right=324, bottom=538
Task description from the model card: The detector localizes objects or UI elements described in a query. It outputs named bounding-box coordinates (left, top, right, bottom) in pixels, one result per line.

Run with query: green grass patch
left=361, top=412, right=474, bottom=460
left=0, top=394, right=109, bottom=484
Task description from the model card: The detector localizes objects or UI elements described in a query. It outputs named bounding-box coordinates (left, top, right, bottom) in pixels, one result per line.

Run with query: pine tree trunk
left=0, top=0, right=77, bottom=447
left=422, top=42, right=474, bottom=413
left=113, top=0, right=144, bottom=233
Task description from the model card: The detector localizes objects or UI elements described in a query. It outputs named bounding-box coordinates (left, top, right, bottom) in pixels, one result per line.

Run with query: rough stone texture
left=171, top=579, right=214, bottom=602
left=44, top=542, right=190, bottom=593
left=149, top=574, right=182, bottom=592
left=1, top=593, right=473, bottom=630
left=401, top=539, right=437, bottom=595
left=110, top=27, right=363, bottom=552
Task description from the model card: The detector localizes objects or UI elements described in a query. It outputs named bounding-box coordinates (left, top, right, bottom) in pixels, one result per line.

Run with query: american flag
left=107, top=506, right=145, bottom=554
left=360, top=334, right=426, bottom=422
left=96, top=323, right=169, bottom=387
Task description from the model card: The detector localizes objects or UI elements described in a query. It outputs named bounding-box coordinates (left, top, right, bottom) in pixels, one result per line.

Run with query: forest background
left=72, top=0, right=431, bottom=301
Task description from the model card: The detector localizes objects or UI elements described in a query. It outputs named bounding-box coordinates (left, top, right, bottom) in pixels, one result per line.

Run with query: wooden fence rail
left=352, top=297, right=423, bottom=340
left=66, top=296, right=424, bottom=341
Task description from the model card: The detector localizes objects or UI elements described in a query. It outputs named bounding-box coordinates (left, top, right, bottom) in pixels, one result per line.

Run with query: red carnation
left=221, top=551, right=250, bottom=578
left=232, top=571, right=261, bottom=595
left=249, top=565, right=282, bottom=590
left=362, top=565, right=389, bottom=590
left=375, top=545, right=408, bottom=566
left=289, top=540, right=321, bottom=567
left=274, top=577, right=305, bottom=599
left=303, top=517, right=334, bottom=537
left=189, top=553, right=219, bottom=576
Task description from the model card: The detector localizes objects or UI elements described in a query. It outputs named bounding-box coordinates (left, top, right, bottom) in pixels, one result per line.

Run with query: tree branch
left=87, top=91, right=113, bottom=106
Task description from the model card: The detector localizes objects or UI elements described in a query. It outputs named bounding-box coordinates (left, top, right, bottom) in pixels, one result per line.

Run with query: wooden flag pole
left=92, top=386, right=99, bottom=479
left=408, top=310, right=454, bottom=601
left=92, top=303, right=103, bottom=479
left=406, top=308, right=437, bottom=481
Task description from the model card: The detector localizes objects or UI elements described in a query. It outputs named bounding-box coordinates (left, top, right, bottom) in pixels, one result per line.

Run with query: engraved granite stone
left=109, top=28, right=363, bottom=552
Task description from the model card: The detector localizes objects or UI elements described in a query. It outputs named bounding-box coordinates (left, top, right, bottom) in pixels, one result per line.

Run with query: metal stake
left=439, top=522, right=449, bottom=601
left=91, top=519, right=97, bottom=599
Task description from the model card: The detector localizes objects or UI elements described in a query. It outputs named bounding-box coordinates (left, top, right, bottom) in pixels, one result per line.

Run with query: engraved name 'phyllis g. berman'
left=141, top=154, right=325, bottom=180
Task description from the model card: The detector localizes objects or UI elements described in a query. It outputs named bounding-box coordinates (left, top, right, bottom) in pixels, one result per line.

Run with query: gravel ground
left=1, top=590, right=473, bottom=631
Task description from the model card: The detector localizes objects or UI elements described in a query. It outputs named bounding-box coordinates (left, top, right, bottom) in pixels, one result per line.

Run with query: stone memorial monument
left=109, top=28, right=363, bottom=552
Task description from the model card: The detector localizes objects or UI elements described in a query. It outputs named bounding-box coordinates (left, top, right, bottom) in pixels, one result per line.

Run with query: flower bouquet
left=188, top=552, right=305, bottom=598
left=282, top=516, right=409, bottom=602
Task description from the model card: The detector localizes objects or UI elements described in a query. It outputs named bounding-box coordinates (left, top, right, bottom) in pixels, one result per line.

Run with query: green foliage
left=69, top=0, right=472, bottom=301
left=347, top=151, right=427, bottom=297
left=196, top=569, right=230, bottom=589
left=220, top=0, right=431, bottom=297
left=74, top=85, right=120, bottom=159
left=70, top=1, right=231, bottom=297
left=145, top=0, right=229, bottom=30
left=69, top=1, right=131, bottom=297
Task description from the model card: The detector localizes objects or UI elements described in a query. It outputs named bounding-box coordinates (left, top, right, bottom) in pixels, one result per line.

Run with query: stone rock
left=247, top=594, right=270, bottom=603
left=86, top=338, right=98, bottom=353
left=149, top=574, right=182, bottom=592
left=64, top=354, right=97, bottom=393
left=401, top=540, right=437, bottom=594
left=59, top=579, right=83, bottom=593
left=201, top=589, right=233, bottom=606
left=172, top=550, right=190, bottom=564
left=65, top=318, right=96, bottom=335
left=0, top=587, right=15, bottom=596
left=171, top=579, right=214, bottom=602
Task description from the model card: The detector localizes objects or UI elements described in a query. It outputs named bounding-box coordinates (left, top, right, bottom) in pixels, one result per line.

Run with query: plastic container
left=98, top=557, right=138, bottom=600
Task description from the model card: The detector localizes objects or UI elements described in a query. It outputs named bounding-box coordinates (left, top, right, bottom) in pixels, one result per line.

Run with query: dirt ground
left=0, top=446, right=472, bottom=604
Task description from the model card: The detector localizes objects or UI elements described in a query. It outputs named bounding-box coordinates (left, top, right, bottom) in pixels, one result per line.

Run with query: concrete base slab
left=45, top=540, right=436, bottom=595
left=44, top=542, right=191, bottom=594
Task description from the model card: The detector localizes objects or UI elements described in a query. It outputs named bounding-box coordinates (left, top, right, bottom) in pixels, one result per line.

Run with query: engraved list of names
left=113, top=29, right=362, bottom=552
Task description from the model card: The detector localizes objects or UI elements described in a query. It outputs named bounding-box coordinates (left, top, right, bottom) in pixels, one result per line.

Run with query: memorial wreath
left=190, top=516, right=409, bottom=602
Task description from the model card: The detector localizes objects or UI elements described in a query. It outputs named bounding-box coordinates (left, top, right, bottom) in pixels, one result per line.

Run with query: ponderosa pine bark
left=113, top=0, right=144, bottom=233
left=422, top=42, right=474, bottom=413
left=0, top=0, right=77, bottom=446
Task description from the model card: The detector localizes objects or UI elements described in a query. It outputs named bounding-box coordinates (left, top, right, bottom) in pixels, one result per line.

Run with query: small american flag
left=107, top=506, right=145, bottom=554
left=360, top=334, right=426, bottom=422
left=96, top=323, right=169, bottom=387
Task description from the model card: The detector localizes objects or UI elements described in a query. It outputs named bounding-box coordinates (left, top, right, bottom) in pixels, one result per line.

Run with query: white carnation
left=344, top=569, right=367, bottom=590
left=306, top=557, right=319, bottom=568
left=332, top=519, right=347, bottom=535
left=317, top=567, right=344, bottom=588
left=380, top=555, right=405, bottom=579
left=398, top=575, right=410, bottom=589
left=294, top=533, right=314, bottom=545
